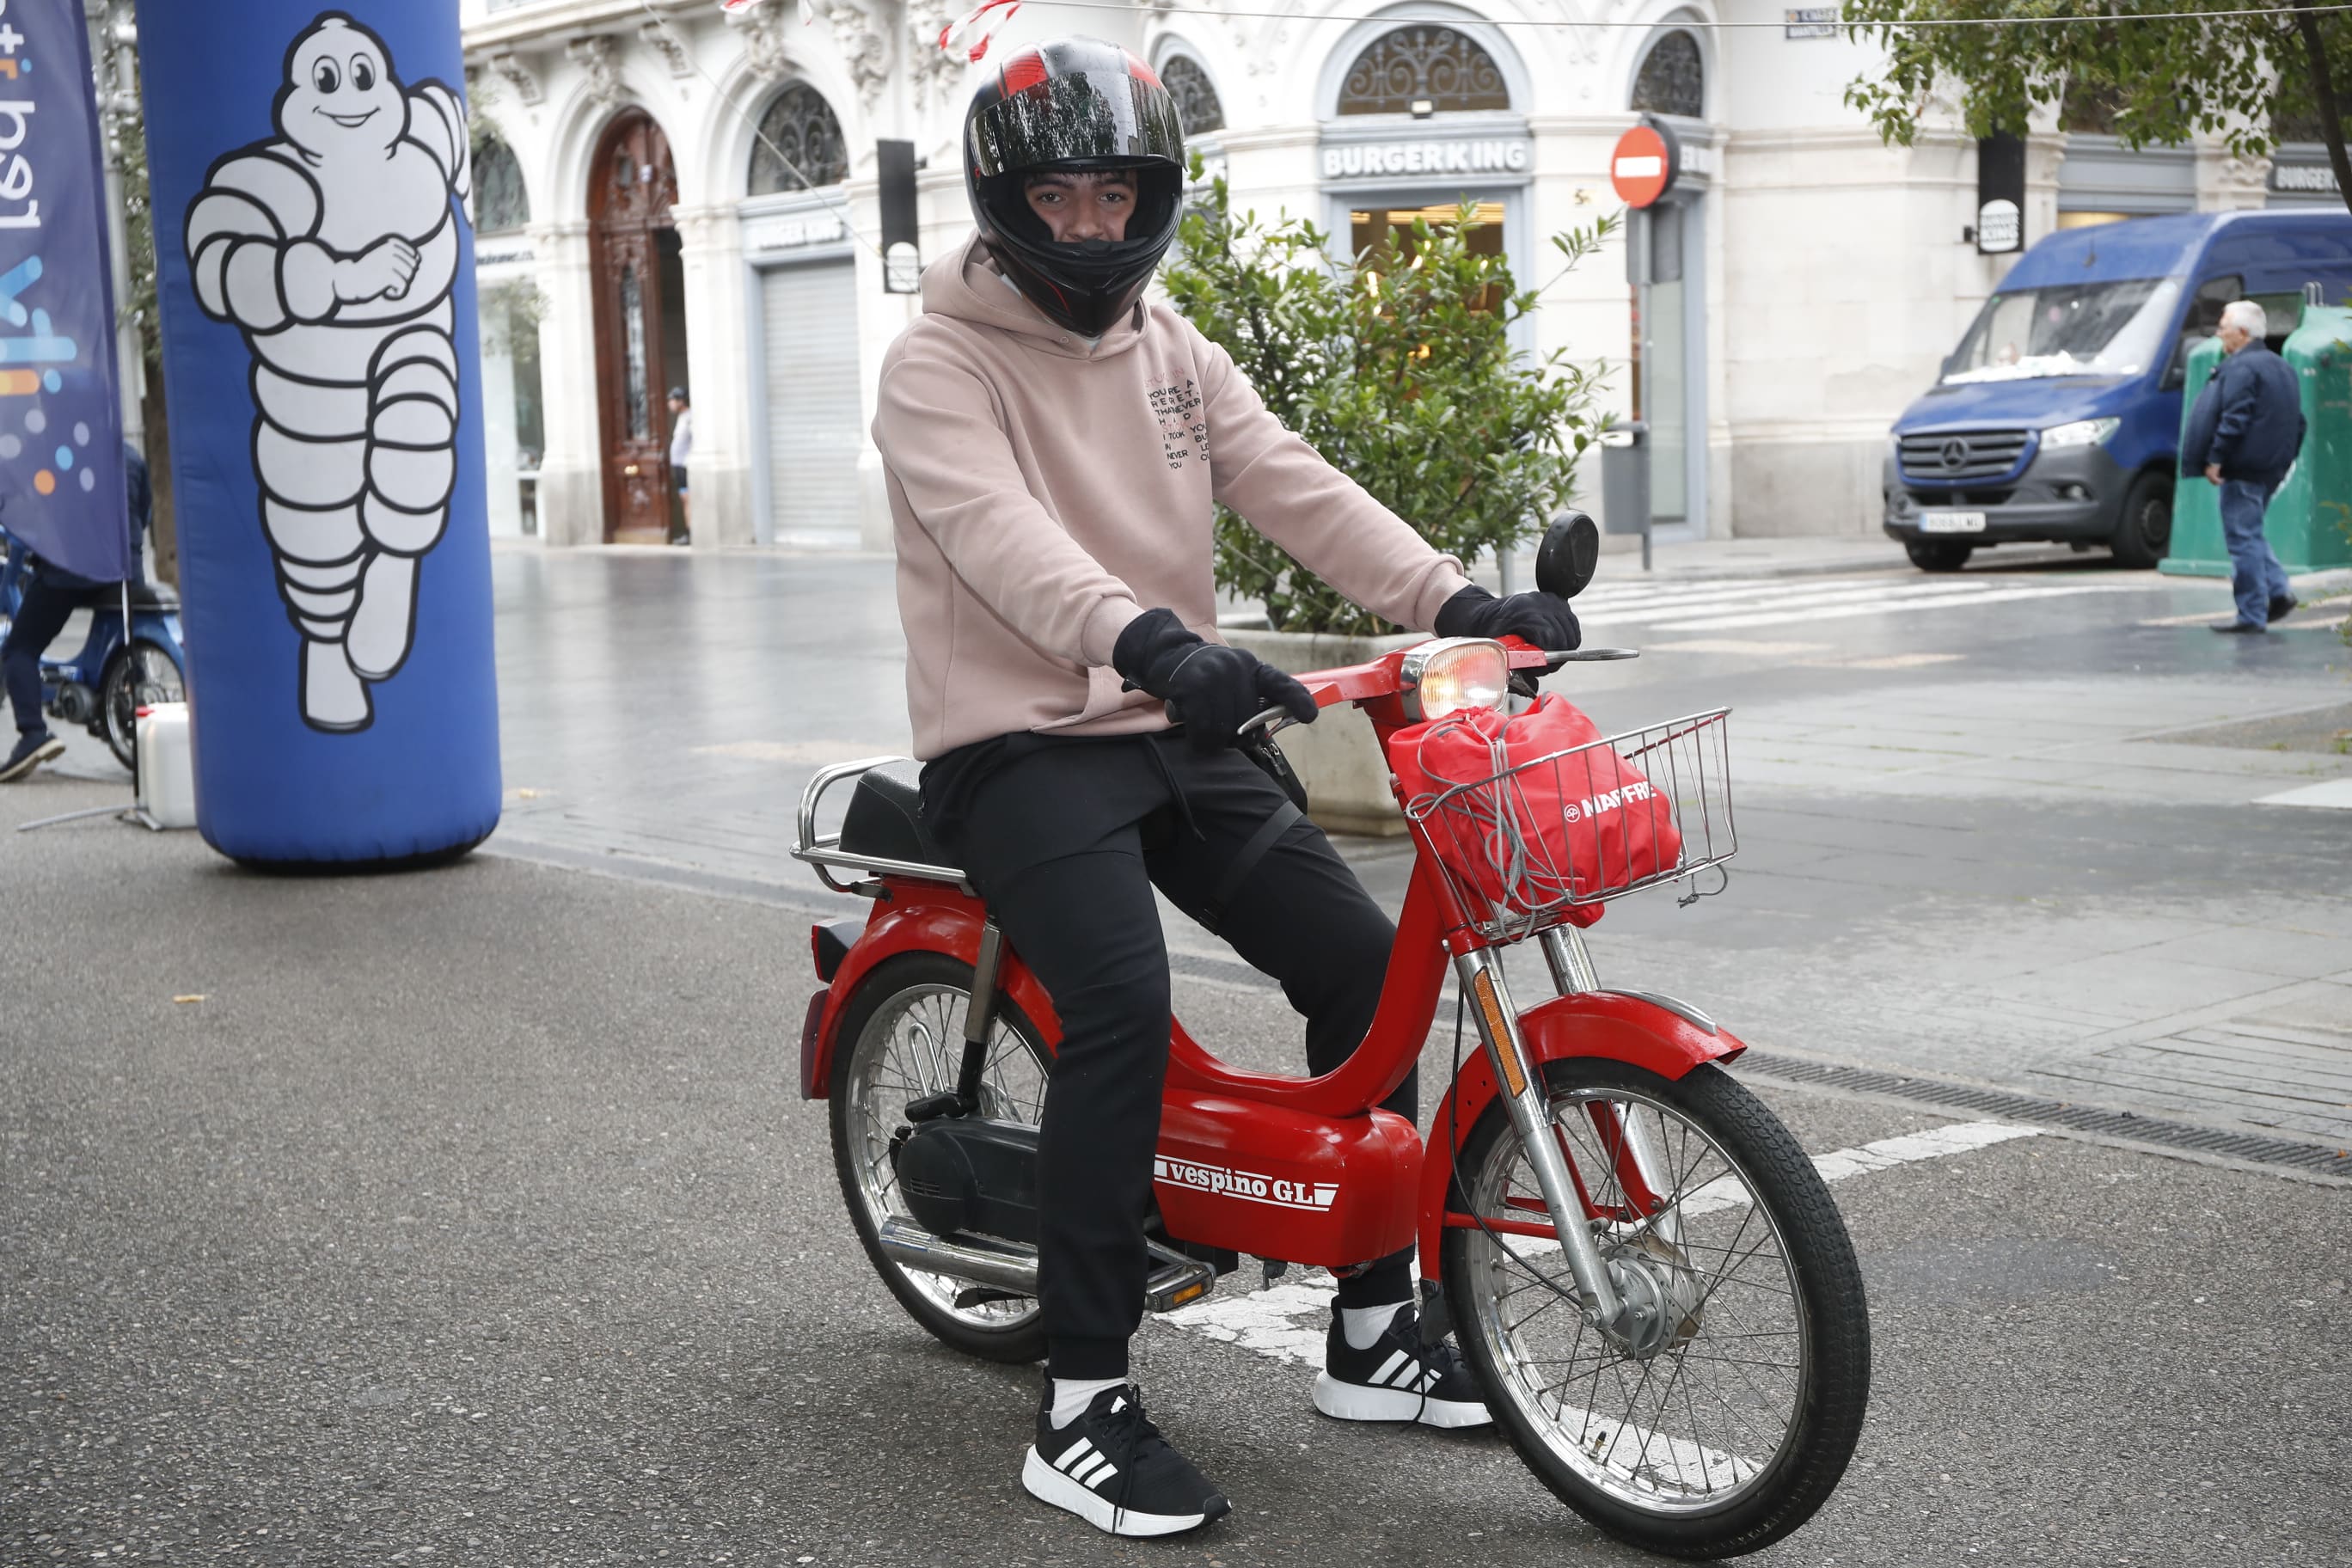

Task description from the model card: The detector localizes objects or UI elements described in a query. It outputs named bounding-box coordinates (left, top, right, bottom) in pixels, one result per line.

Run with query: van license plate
left=1920, top=511, right=1987, bottom=534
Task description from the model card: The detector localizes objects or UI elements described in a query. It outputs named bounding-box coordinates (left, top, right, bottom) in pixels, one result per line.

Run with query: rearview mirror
left=1536, top=512, right=1602, bottom=600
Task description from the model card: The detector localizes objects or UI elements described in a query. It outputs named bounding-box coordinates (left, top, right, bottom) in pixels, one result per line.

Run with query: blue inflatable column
left=138, top=0, right=499, bottom=865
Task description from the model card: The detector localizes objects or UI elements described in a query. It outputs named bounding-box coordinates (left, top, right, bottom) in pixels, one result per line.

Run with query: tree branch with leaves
left=1843, top=0, right=2352, bottom=216
left=1160, top=159, right=1617, bottom=637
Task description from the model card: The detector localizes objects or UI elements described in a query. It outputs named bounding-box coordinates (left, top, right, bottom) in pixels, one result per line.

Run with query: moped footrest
left=1143, top=1241, right=1216, bottom=1313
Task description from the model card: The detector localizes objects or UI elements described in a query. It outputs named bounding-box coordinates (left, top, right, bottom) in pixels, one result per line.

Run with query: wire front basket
left=1402, top=707, right=1736, bottom=943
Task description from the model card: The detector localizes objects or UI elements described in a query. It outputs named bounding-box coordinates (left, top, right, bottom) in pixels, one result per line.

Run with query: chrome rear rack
left=792, top=756, right=970, bottom=897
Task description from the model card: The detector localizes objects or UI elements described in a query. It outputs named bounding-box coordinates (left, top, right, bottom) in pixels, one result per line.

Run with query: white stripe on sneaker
left=1081, top=1458, right=1119, bottom=1490
left=1369, top=1350, right=1410, bottom=1386
left=1053, top=1437, right=1095, bottom=1474
left=1386, top=1360, right=1424, bottom=1388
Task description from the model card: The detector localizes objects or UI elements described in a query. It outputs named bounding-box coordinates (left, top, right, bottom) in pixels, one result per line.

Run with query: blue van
left=1883, top=211, right=2352, bottom=571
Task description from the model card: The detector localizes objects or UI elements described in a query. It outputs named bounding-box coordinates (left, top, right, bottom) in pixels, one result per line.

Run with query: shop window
left=750, top=82, right=849, bottom=194
left=1351, top=201, right=1507, bottom=310
left=473, top=131, right=530, bottom=234
left=1337, top=27, right=1510, bottom=117
left=1630, top=30, right=1704, bottom=120
left=1163, top=54, right=1224, bottom=136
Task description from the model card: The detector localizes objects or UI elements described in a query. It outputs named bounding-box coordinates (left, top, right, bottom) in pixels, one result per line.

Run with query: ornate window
left=473, top=131, right=530, bottom=233
left=1630, top=30, right=1704, bottom=120
left=1337, top=27, right=1510, bottom=117
left=750, top=82, right=849, bottom=194
left=620, top=264, right=649, bottom=442
left=1162, top=54, right=1224, bottom=137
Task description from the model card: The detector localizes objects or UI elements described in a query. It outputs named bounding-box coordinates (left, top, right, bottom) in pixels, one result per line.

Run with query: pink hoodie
left=873, top=236, right=1473, bottom=760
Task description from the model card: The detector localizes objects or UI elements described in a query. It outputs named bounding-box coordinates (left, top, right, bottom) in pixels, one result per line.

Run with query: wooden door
left=589, top=112, right=679, bottom=543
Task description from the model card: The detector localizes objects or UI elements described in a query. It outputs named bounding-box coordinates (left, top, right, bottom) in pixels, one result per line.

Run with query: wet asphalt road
left=3, top=543, right=2350, bottom=1566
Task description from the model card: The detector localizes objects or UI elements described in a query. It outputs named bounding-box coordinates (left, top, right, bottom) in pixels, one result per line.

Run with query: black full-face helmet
left=965, top=37, right=1185, bottom=337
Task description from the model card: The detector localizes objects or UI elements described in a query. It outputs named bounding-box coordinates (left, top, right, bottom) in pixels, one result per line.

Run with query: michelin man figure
left=185, top=13, right=470, bottom=732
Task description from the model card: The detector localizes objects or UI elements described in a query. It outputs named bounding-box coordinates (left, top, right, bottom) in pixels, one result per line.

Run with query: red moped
left=792, top=517, right=1869, bottom=1559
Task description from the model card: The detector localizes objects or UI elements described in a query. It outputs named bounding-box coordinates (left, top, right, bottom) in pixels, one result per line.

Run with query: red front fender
left=1415, top=989, right=1744, bottom=1280
left=803, top=881, right=1063, bottom=1098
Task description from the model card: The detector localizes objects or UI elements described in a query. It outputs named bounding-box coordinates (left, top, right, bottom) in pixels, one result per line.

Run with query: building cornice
left=464, top=0, right=698, bottom=54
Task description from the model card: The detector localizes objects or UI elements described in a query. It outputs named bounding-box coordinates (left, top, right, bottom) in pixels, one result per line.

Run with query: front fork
left=1455, top=928, right=1678, bottom=1338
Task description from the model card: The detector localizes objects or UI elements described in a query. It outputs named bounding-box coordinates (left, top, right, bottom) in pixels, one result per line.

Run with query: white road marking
left=1573, top=573, right=2151, bottom=636
left=1158, top=1119, right=2037, bottom=1367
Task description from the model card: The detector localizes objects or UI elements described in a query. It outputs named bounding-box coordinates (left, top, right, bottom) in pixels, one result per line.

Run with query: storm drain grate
left=1736, top=1051, right=2352, bottom=1181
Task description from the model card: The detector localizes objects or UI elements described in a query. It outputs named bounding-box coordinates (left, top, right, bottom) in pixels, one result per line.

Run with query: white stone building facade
left=458, top=0, right=2335, bottom=548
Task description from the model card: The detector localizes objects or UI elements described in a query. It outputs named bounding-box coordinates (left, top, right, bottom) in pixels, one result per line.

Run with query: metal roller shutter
left=761, top=260, right=861, bottom=546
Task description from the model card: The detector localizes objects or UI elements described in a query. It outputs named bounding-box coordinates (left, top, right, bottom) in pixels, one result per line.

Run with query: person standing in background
left=2181, top=299, right=2304, bottom=634
left=2, top=444, right=151, bottom=780
left=667, top=387, right=693, bottom=546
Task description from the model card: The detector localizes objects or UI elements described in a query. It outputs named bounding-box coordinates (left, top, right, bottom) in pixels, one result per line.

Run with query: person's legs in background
left=1, top=573, right=77, bottom=779
left=2216, top=479, right=2279, bottom=630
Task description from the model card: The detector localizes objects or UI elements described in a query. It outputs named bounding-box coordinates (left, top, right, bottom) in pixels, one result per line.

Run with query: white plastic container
left=135, top=701, right=198, bottom=830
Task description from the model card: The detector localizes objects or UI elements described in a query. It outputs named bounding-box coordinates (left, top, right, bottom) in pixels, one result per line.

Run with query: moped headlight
left=2041, top=417, right=2119, bottom=450
left=1400, top=638, right=1510, bottom=722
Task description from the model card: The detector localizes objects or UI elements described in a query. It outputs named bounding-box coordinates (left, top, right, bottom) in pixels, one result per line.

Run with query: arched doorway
left=588, top=110, right=690, bottom=543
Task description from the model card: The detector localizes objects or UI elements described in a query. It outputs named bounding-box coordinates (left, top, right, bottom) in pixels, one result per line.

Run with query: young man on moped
left=870, top=38, right=1580, bottom=1537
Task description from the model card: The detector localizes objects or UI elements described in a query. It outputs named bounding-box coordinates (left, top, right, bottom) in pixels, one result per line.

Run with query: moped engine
left=892, top=1118, right=1042, bottom=1246
left=52, top=682, right=95, bottom=726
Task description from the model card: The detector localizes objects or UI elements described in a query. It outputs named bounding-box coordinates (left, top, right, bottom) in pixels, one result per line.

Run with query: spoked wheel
left=101, top=639, right=184, bottom=773
left=827, top=952, right=1052, bottom=1362
left=1442, top=1059, right=1870, bottom=1559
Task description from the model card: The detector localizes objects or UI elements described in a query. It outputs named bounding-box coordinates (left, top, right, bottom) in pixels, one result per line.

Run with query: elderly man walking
left=2183, top=299, right=2306, bottom=634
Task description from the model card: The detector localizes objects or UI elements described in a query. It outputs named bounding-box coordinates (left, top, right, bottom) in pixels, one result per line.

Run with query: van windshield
left=1943, top=277, right=2183, bottom=383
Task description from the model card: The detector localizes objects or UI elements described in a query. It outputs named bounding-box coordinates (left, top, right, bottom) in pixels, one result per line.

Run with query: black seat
left=124, top=580, right=178, bottom=612
left=839, top=768, right=959, bottom=872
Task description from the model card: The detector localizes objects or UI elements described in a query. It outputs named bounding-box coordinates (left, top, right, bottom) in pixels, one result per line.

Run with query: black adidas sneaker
left=1022, top=1381, right=1231, bottom=1537
left=1314, top=1303, right=1493, bottom=1428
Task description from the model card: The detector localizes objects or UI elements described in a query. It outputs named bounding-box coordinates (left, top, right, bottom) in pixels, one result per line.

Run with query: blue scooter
left=0, top=523, right=187, bottom=773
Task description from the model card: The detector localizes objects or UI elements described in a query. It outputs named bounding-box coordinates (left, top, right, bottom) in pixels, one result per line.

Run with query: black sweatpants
left=927, top=731, right=1415, bottom=1381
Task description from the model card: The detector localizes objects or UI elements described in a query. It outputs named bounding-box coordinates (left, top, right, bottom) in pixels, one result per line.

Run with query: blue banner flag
left=0, top=0, right=126, bottom=582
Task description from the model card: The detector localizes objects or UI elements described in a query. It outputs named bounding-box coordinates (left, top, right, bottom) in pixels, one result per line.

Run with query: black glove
left=1433, top=584, right=1582, bottom=652
left=1113, top=608, right=1318, bottom=753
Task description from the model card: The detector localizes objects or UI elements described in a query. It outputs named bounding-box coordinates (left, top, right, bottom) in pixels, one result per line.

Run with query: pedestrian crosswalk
left=1566, top=572, right=2148, bottom=635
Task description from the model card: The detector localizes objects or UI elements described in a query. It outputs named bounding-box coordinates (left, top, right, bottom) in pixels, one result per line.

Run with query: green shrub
left=1161, top=160, right=1616, bottom=637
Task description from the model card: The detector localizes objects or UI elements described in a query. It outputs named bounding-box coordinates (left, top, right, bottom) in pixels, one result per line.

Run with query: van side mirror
left=2160, top=364, right=2185, bottom=392
left=1537, top=512, right=1602, bottom=600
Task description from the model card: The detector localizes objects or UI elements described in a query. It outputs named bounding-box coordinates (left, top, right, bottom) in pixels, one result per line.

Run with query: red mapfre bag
left=1390, top=694, right=1683, bottom=929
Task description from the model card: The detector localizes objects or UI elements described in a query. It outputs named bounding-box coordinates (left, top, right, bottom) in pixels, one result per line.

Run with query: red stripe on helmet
left=1124, top=52, right=1161, bottom=88
left=999, top=48, right=1048, bottom=94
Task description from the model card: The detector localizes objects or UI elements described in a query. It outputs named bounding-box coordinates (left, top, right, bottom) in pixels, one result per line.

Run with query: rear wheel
left=100, top=638, right=185, bottom=773
left=828, top=952, right=1052, bottom=1362
left=1903, top=538, right=1972, bottom=573
left=2108, top=470, right=2171, bottom=569
left=1442, top=1059, right=1870, bottom=1559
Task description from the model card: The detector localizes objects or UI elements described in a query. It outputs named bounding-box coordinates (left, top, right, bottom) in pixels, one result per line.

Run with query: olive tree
left=1160, top=162, right=1616, bottom=637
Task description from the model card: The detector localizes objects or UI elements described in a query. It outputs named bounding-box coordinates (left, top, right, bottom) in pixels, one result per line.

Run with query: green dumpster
left=2160, top=303, right=2352, bottom=579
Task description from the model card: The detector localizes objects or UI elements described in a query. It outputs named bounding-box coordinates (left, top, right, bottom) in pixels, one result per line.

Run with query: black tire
left=827, top=952, right=1051, bottom=1363
left=1903, top=538, right=1973, bottom=573
left=1442, top=1059, right=1870, bottom=1559
left=99, top=638, right=185, bottom=774
left=2108, top=470, right=2171, bottom=569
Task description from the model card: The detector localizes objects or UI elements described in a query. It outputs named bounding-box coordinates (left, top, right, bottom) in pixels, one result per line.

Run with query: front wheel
left=1903, top=538, right=1972, bottom=573
left=1442, top=1058, right=1870, bottom=1559
left=2108, top=470, right=2171, bottom=570
left=100, top=638, right=186, bottom=773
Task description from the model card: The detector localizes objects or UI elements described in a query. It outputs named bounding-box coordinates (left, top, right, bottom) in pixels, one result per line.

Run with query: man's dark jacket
left=2181, top=340, right=2305, bottom=487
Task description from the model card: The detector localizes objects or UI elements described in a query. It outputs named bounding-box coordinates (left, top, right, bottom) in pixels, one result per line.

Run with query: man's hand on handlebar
left=1432, top=583, right=1583, bottom=654
left=1113, top=607, right=1319, bottom=753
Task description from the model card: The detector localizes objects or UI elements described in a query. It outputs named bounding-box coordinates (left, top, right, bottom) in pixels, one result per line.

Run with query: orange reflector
left=1171, top=1281, right=1208, bottom=1308
left=1471, top=969, right=1527, bottom=1097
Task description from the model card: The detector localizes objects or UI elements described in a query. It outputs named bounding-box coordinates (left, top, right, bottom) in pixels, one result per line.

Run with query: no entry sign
left=1610, top=121, right=1680, bottom=209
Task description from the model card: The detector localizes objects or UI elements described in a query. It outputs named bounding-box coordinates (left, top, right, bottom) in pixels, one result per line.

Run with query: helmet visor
left=970, top=67, right=1184, bottom=179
